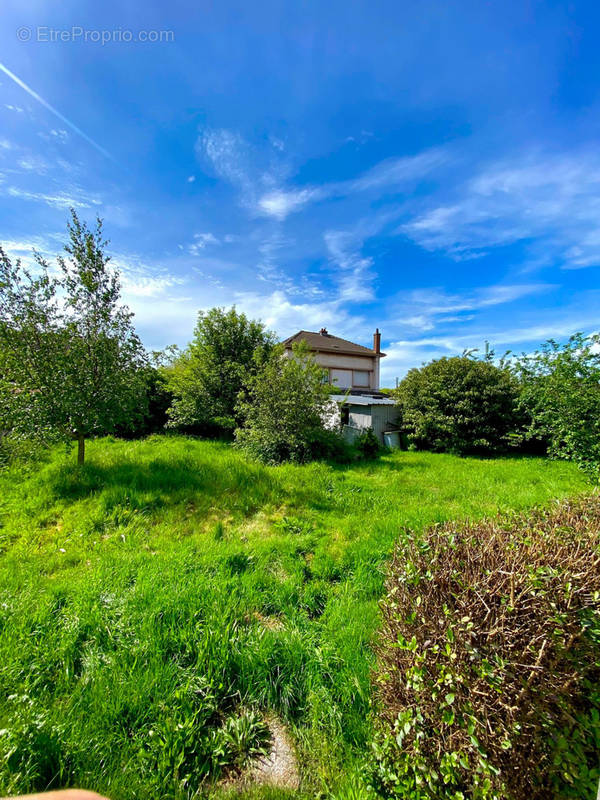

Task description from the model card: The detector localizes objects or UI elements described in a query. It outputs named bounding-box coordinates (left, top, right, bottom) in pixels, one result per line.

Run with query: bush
left=354, top=428, right=380, bottom=459
left=115, top=365, right=172, bottom=438
left=514, top=333, right=600, bottom=480
left=307, top=426, right=354, bottom=462
left=165, top=307, right=275, bottom=436
left=235, top=342, right=341, bottom=464
left=394, top=356, right=522, bottom=454
left=369, top=497, right=600, bottom=799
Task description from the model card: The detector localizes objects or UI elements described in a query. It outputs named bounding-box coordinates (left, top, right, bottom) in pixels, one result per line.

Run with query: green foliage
left=235, top=342, right=340, bottom=463
left=0, top=436, right=587, bottom=799
left=514, top=333, right=600, bottom=479
left=141, top=696, right=270, bottom=795
left=394, top=355, right=522, bottom=454
left=165, top=306, right=275, bottom=435
left=115, top=361, right=172, bottom=438
left=0, top=211, right=147, bottom=463
left=0, top=694, right=66, bottom=795
left=354, top=428, right=380, bottom=459
left=370, top=498, right=600, bottom=800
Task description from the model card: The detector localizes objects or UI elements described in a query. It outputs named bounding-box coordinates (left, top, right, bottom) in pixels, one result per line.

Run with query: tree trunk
left=77, top=433, right=85, bottom=465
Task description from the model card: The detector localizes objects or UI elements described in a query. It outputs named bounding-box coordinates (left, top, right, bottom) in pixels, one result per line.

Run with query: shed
left=327, top=394, right=400, bottom=445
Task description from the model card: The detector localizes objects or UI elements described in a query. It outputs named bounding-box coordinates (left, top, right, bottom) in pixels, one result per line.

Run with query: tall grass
left=0, top=436, right=588, bottom=799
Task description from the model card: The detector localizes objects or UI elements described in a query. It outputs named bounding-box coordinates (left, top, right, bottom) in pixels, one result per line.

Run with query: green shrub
left=394, top=356, right=522, bottom=454
left=165, top=307, right=275, bottom=436
left=514, top=333, right=600, bottom=480
left=307, top=427, right=354, bottom=462
left=354, top=428, right=380, bottom=459
left=370, top=496, right=600, bottom=800
left=235, top=342, right=340, bottom=464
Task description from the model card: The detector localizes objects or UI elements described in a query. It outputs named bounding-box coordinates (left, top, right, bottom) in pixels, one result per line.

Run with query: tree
left=394, top=355, right=522, bottom=454
left=0, top=211, right=148, bottom=464
left=234, top=342, right=337, bottom=463
left=166, top=306, right=276, bottom=434
left=514, top=333, right=600, bottom=479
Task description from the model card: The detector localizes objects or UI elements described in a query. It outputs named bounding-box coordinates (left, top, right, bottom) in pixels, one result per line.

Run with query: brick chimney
left=373, top=328, right=381, bottom=354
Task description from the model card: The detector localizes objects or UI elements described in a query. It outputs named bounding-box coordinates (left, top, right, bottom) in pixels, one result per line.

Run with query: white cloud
left=6, top=186, right=101, bottom=210
left=197, top=125, right=445, bottom=222
left=401, top=150, right=600, bottom=268
left=39, top=129, right=69, bottom=143
left=256, top=147, right=446, bottom=220
left=17, top=155, right=48, bottom=174
left=119, top=269, right=186, bottom=299
left=198, top=128, right=252, bottom=189
left=187, top=232, right=219, bottom=255
left=187, top=175, right=196, bottom=183
left=348, top=149, right=446, bottom=193
left=389, top=283, right=556, bottom=334
left=324, top=229, right=375, bottom=303
left=233, top=288, right=366, bottom=340
left=254, top=233, right=314, bottom=296
left=257, top=188, right=316, bottom=220
left=197, top=126, right=295, bottom=215
left=379, top=296, right=600, bottom=385
left=0, top=234, right=61, bottom=270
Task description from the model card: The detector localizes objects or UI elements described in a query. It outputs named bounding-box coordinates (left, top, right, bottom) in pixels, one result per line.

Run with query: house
left=282, top=327, right=384, bottom=392
left=282, top=328, right=400, bottom=445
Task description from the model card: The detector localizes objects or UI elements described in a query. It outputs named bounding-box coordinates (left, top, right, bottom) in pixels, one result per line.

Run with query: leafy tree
left=0, top=211, right=148, bottom=464
left=235, top=342, right=337, bottom=463
left=514, top=333, right=600, bottom=479
left=166, top=306, right=276, bottom=434
left=394, top=355, right=522, bottom=454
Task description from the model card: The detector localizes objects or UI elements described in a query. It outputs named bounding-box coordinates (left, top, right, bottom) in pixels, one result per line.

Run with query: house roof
left=330, top=394, right=396, bottom=406
left=282, top=330, right=385, bottom=357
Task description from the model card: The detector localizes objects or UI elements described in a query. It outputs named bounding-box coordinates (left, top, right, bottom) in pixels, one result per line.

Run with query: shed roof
left=282, top=330, right=385, bottom=357
left=330, top=394, right=396, bottom=406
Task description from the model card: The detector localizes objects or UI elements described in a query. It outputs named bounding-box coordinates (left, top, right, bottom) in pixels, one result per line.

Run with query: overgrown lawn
left=0, top=436, right=588, bottom=799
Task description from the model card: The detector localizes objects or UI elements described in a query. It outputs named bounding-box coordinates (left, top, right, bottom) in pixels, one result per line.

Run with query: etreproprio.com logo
left=16, top=26, right=175, bottom=44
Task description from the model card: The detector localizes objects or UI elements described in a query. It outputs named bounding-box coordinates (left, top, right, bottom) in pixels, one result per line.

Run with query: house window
left=353, top=370, right=370, bottom=387
left=330, top=369, right=352, bottom=388
left=320, top=369, right=330, bottom=384
left=340, top=405, right=350, bottom=426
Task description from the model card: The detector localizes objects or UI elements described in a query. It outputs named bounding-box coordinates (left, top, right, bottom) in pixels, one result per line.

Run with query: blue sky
left=1, top=0, right=599, bottom=384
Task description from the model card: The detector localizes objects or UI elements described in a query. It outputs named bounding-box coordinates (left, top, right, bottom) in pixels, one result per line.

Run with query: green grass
left=0, top=436, right=589, bottom=799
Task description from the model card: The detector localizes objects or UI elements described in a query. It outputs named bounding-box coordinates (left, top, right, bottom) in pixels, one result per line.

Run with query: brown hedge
left=371, top=495, right=600, bottom=799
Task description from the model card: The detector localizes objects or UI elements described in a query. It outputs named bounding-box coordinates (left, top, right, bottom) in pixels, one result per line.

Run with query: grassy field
left=0, top=436, right=589, bottom=799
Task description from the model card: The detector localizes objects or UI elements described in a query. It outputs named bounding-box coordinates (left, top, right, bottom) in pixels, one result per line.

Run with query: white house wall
left=283, top=345, right=382, bottom=391
left=314, top=353, right=375, bottom=371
